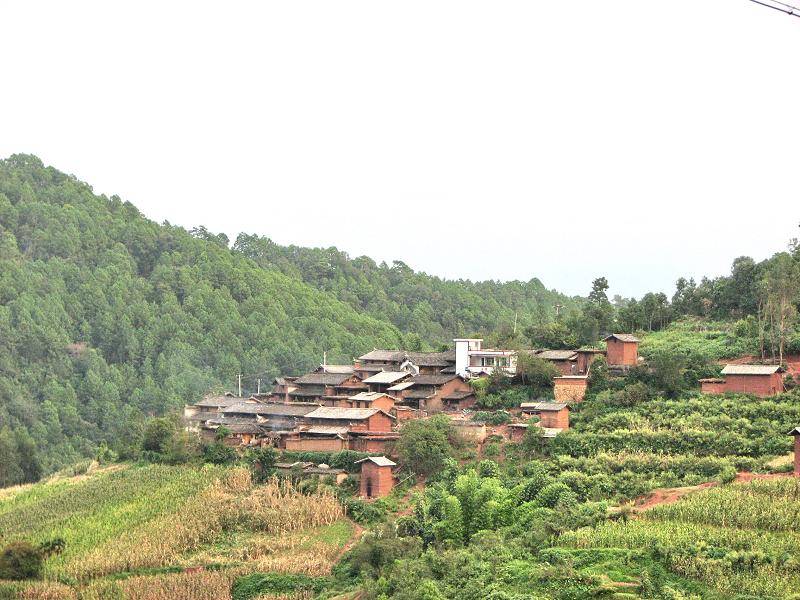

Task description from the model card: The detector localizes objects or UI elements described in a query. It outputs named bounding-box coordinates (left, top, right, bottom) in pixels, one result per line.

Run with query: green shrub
left=0, top=542, right=43, bottom=580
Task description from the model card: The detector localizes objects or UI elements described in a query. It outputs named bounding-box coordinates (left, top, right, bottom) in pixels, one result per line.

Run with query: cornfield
left=561, top=478, right=800, bottom=598
left=71, top=469, right=343, bottom=579
left=0, top=464, right=351, bottom=598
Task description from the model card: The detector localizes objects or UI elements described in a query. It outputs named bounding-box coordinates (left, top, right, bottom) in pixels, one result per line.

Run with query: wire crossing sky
left=1, top=1, right=798, bottom=298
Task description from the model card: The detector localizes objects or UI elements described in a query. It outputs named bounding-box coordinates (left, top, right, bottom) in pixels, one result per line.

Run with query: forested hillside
left=0, top=155, right=406, bottom=479
left=233, top=233, right=577, bottom=346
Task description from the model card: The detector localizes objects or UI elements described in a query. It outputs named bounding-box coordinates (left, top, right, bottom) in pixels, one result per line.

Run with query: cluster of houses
left=183, top=333, right=792, bottom=496
left=184, top=335, right=645, bottom=456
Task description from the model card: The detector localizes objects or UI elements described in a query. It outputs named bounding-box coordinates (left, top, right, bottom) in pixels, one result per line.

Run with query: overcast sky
left=2, top=1, right=798, bottom=298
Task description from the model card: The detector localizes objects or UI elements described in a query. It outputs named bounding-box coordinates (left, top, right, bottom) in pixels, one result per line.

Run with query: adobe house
left=201, top=418, right=264, bottom=446
left=387, top=374, right=473, bottom=413
left=362, top=371, right=412, bottom=394
left=718, top=364, right=785, bottom=396
left=303, top=406, right=396, bottom=433
left=282, top=427, right=349, bottom=452
left=553, top=376, right=588, bottom=402
left=289, top=372, right=368, bottom=406
left=271, top=377, right=299, bottom=403
left=603, top=334, right=640, bottom=367
left=520, top=402, right=570, bottom=430
left=348, top=391, right=396, bottom=412
left=441, top=390, right=477, bottom=410
left=355, top=349, right=456, bottom=378
left=787, top=427, right=800, bottom=476
left=356, top=456, right=397, bottom=498
left=184, top=393, right=243, bottom=431
left=535, top=350, right=579, bottom=375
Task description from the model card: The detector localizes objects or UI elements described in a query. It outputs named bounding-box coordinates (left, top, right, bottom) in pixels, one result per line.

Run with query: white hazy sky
left=1, top=1, right=798, bottom=298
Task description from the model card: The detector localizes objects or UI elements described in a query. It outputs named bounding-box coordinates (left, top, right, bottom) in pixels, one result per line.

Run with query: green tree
left=396, top=416, right=455, bottom=478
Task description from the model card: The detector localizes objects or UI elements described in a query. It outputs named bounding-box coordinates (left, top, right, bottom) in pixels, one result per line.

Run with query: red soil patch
left=635, top=482, right=718, bottom=511
left=634, top=472, right=792, bottom=511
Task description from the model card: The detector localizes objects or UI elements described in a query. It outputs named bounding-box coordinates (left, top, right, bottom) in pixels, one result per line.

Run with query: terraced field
left=0, top=464, right=355, bottom=599
left=561, top=477, right=800, bottom=599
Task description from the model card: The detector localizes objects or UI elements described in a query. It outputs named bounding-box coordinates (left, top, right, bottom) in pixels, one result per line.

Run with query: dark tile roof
left=603, top=334, right=640, bottom=343
left=224, top=402, right=319, bottom=417
left=357, top=350, right=455, bottom=367
left=294, top=372, right=357, bottom=386
left=443, top=391, right=475, bottom=400
left=520, top=402, right=569, bottom=411
left=536, top=350, right=578, bottom=361
left=306, top=407, right=395, bottom=420
left=409, top=374, right=460, bottom=386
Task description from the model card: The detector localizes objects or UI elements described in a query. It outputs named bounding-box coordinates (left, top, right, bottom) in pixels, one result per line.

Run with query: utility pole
left=257, top=378, right=261, bottom=395
left=553, top=303, right=563, bottom=317
left=323, top=351, right=327, bottom=371
left=238, top=373, right=242, bottom=397
left=513, top=311, right=518, bottom=335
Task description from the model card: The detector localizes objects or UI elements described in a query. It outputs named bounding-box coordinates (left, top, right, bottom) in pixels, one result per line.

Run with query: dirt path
left=633, top=471, right=791, bottom=511
left=331, top=520, right=365, bottom=566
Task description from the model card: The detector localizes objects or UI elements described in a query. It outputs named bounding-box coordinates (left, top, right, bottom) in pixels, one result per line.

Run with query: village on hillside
left=185, top=334, right=792, bottom=499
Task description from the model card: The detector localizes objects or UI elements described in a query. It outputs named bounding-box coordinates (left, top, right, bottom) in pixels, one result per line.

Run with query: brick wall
left=539, top=409, right=569, bottom=430
left=607, top=339, right=638, bottom=366
left=554, top=378, right=587, bottom=402
left=284, top=437, right=346, bottom=452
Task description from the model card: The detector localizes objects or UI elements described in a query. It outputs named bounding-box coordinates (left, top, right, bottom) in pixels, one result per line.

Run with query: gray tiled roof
left=294, top=372, right=357, bottom=386
left=603, top=334, right=640, bottom=343
left=536, top=350, right=578, bottom=361
left=520, top=402, right=569, bottom=411
left=720, top=364, right=782, bottom=375
left=362, top=371, right=411, bottom=384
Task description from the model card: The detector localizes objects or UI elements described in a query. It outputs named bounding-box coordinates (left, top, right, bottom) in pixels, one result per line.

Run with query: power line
left=765, top=0, right=800, bottom=11
left=748, top=0, right=800, bottom=17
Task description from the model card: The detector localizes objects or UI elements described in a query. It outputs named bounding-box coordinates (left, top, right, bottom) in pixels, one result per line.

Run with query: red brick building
left=603, top=334, right=639, bottom=367
left=701, top=365, right=785, bottom=397
left=356, top=456, right=396, bottom=498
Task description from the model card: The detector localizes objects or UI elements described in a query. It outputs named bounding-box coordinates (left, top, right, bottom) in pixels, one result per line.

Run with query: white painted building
left=453, top=338, right=517, bottom=378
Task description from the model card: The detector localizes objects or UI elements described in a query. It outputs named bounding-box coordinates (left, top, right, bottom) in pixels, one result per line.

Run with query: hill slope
left=0, top=154, right=405, bottom=479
